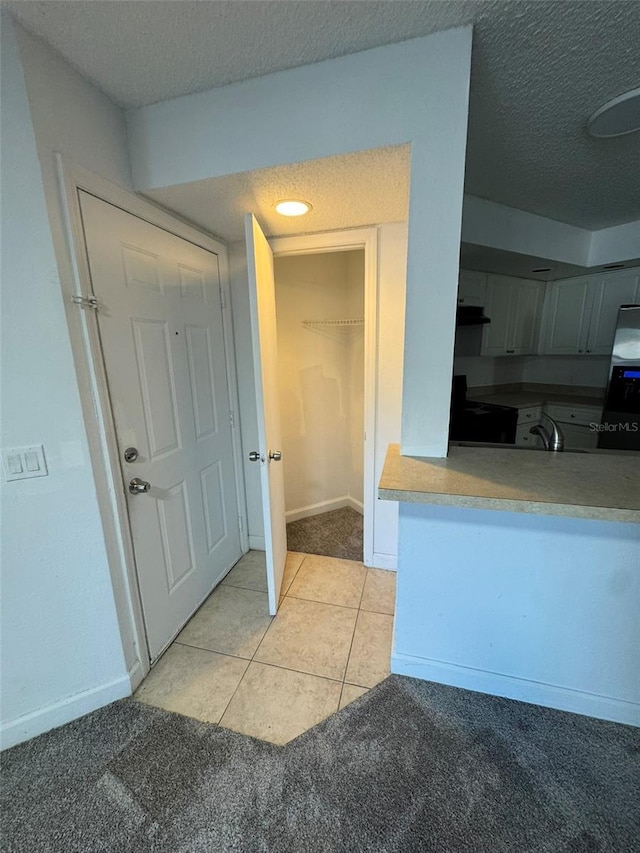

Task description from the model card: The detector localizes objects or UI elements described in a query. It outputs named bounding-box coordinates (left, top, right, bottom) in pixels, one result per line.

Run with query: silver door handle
left=269, top=450, right=282, bottom=461
left=129, top=477, right=151, bottom=494
left=248, top=451, right=261, bottom=462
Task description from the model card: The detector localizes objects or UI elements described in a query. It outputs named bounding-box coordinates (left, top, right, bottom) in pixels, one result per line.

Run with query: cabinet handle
left=586, top=349, right=591, bottom=353
left=506, top=349, right=515, bottom=354
left=578, top=349, right=583, bottom=353
left=571, top=414, right=576, bottom=418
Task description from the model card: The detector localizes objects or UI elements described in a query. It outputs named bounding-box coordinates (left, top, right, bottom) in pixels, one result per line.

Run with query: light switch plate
left=2, top=445, right=48, bottom=481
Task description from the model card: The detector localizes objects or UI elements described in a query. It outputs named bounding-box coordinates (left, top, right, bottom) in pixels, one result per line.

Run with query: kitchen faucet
left=529, top=414, right=565, bottom=452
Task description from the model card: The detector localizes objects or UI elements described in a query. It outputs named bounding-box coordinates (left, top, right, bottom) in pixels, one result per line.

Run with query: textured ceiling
left=7, top=0, right=640, bottom=229
left=145, top=146, right=411, bottom=242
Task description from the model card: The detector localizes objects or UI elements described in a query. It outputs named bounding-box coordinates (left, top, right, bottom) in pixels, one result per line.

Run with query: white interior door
left=245, top=214, right=287, bottom=614
left=80, top=192, right=242, bottom=660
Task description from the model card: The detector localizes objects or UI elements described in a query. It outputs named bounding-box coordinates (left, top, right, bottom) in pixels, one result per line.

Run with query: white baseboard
left=370, top=552, right=397, bottom=570
left=391, top=652, right=640, bottom=728
left=286, top=496, right=349, bottom=523
left=346, top=496, right=364, bottom=515
left=0, top=673, right=132, bottom=751
left=248, top=534, right=265, bottom=550
left=128, top=659, right=146, bottom=693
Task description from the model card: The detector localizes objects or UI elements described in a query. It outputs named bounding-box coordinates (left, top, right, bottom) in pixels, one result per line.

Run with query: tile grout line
left=216, top=658, right=252, bottom=727
left=173, top=638, right=346, bottom=685
left=339, top=571, right=368, bottom=683
left=283, top=552, right=307, bottom=594
left=245, top=553, right=307, bottom=666
left=211, top=557, right=277, bottom=725
left=221, top=581, right=268, bottom=594
left=284, top=592, right=360, bottom=611
left=342, top=608, right=362, bottom=685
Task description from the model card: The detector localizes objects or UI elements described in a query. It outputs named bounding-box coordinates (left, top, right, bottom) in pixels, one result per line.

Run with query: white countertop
left=378, top=444, right=640, bottom=523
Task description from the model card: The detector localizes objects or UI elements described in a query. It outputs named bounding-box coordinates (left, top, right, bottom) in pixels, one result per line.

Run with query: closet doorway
left=270, top=228, right=377, bottom=567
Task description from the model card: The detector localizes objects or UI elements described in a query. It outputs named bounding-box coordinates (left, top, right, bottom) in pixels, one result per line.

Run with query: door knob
left=248, top=451, right=261, bottom=462
left=128, top=477, right=151, bottom=495
left=269, top=450, right=282, bottom=461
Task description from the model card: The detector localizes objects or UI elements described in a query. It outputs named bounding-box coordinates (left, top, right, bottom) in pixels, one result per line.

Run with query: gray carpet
left=2, top=676, right=639, bottom=853
left=287, top=506, right=363, bottom=561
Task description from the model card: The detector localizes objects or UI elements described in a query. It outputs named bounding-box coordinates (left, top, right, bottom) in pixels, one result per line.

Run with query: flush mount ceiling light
left=274, top=200, right=312, bottom=216
left=587, top=87, right=640, bottom=138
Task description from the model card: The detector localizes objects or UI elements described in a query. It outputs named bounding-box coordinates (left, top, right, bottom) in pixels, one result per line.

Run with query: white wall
left=462, top=196, right=640, bottom=270
left=347, top=251, right=365, bottom=506
left=1, top=17, right=132, bottom=748
left=393, top=504, right=640, bottom=726
left=128, top=28, right=473, bottom=458
left=588, top=219, right=640, bottom=267
left=373, top=224, right=407, bottom=564
left=455, top=355, right=610, bottom=391
left=274, top=251, right=363, bottom=518
left=462, top=196, right=591, bottom=266
left=521, top=355, right=610, bottom=389
left=454, top=355, right=525, bottom=389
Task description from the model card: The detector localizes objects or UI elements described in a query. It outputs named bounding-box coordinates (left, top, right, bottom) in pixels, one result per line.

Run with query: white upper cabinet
left=541, top=270, right=639, bottom=355
left=586, top=273, right=640, bottom=354
left=457, top=269, right=487, bottom=306
left=542, top=277, right=594, bottom=354
left=481, top=275, right=545, bottom=356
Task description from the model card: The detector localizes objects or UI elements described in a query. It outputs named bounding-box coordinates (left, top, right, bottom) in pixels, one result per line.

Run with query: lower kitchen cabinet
left=514, top=405, right=544, bottom=448
left=515, top=422, right=544, bottom=448
left=545, top=404, right=602, bottom=450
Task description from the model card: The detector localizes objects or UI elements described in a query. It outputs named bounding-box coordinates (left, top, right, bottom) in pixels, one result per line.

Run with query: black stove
left=449, top=376, right=518, bottom=444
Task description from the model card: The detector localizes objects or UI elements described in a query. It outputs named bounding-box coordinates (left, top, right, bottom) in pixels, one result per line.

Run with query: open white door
left=245, top=214, right=287, bottom=614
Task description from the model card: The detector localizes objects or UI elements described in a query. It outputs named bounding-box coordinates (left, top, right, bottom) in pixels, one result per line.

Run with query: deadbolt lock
left=124, top=447, right=139, bottom=463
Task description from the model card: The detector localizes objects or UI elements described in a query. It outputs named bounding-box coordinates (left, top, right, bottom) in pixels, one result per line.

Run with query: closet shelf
left=302, top=318, right=364, bottom=328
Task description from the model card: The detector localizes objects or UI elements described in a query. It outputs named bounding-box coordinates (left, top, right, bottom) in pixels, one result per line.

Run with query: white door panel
left=80, top=192, right=242, bottom=660
left=245, top=214, right=286, bottom=614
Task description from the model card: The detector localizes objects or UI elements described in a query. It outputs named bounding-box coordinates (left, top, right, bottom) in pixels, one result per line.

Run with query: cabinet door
left=559, top=423, right=599, bottom=450
left=542, top=278, right=594, bottom=354
left=481, top=276, right=514, bottom=355
left=515, top=422, right=544, bottom=449
left=458, top=270, right=487, bottom=306
left=587, top=273, right=640, bottom=355
left=510, top=280, right=545, bottom=354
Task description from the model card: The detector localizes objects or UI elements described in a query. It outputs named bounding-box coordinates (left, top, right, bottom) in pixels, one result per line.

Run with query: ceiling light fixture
left=274, top=200, right=312, bottom=216
left=587, top=87, right=640, bottom=138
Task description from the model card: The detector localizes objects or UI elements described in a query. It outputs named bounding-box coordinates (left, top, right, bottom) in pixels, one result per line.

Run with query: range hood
left=456, top=305, right=491, bottom=326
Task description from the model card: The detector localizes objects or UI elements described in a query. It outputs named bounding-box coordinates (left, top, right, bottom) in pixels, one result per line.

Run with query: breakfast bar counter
left=378, top=443, right=640, bottom=522
left=380, top=443, right=640, bottom=727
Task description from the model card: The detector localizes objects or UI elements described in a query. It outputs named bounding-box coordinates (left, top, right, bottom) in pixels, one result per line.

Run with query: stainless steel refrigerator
left=598, top=304, right=640, bottom=451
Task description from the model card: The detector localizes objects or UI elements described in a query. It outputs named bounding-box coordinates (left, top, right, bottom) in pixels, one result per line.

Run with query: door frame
left=269, top=227, right=378, bottom=567
left=55, top=155, right=249, bottom=689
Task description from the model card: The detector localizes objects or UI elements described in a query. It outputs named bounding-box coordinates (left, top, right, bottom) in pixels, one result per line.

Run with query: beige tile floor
left=134, top=551, right=396, bottom=745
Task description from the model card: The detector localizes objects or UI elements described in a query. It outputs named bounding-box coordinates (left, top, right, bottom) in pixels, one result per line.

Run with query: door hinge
left=229, top=410, right=235, bottom=429
left=219, top=283, right=227, bottom=309
left=238, top=516, right=243, bottom=533
left=71, top=295, right=99, bottom=311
